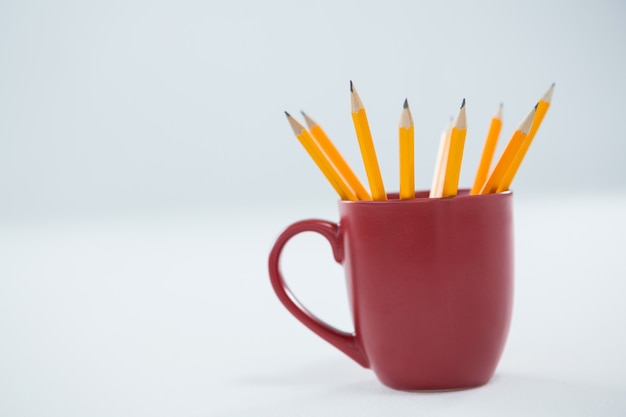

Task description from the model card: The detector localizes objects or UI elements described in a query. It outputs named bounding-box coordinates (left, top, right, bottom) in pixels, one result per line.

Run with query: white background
left=1, top=0, right=625, bottom=217
left=1, top=1, right=625, bottom=416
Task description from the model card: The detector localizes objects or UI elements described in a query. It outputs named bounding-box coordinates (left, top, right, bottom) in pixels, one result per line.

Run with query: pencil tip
left=399, top=99, right=413, bottom=127
left=541, top=83, right=555, bottom=103
left=350, top=81, right=364, bottom=111
left=519, top=105, right=536, bottom=134
left=495, top=103, right=503, bottom=119
left=454, top=100, right=467, bottom=129
left=284, top=111, right=291, bottom=117
left=301, top=111, right=315, bottom=128
left=534, top=102, right=538, bottom=110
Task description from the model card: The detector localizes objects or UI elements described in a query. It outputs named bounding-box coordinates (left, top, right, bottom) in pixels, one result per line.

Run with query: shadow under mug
left=268, top=190, right=514, bottom=391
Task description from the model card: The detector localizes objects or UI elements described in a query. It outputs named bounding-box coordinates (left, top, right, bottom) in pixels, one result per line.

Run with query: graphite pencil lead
left=403, top=98, right=409, bottom=109
left=284, top=111, right=290, bottom=117
left=460, top=98, right=466, bottom=109
left=350, top=80, right=354, bottom=92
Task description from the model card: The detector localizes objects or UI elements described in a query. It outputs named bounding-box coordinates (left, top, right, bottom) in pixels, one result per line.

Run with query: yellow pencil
left=441, top=99, right=468, bottom=198
left=480, top=105, right=536, bottom=194
left=399, top=99, right=415, bottom=200
left=429, top=119, right=452, bottom=198
left=285, top=112, right=358, bottom=201
left=301, top=111, right=371, bottom=201
left=470, top=104, right=503, bottom=195
left=350, top=81, right=387, bottom=200
left=496, top=83, right=555, bottom=192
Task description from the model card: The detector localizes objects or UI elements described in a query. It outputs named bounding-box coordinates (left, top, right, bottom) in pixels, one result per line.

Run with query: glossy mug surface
left=268, top=190, right=514, bottom=391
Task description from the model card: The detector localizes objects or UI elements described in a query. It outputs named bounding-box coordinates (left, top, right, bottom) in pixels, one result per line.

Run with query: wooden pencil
left=285, top=112, right=357, bottom=200
left=470, top=104, right=503, bottom=195
left=399, top=99, right=415, bottom=200
left=429, top=119, right=452, bottom=198
left=441, top=99, right=468, bottom=198
left=301, top=111, right=371, bottom=200
left=496, top=84, right=555, bottom=192
left=480, top=105, right=536, bottom=194
left=350, top=81, right=387, bottom=200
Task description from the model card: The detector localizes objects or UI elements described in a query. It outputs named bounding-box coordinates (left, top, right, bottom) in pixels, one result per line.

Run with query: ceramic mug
left=268, top=190, right=514, bottom=391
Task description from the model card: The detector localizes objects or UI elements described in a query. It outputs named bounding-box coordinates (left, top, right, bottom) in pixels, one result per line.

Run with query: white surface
left=2, top=195, right=626, bottom=416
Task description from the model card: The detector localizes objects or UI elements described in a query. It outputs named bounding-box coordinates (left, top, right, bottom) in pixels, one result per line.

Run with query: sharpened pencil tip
left=495, top=103, right=503, bottom=120
left=350, top=81, right=364, bottom=111
left=541, top=83, right=555, bottom=103
left=534, top=102, right=538, bottom=110
left=301, top=111, right=315, bottom=128
left=284, top=111, right=291, bottom=117
left=399, top=99, right=413, bottom=128
left=518, top=105, right=536, bottom=135
left=453, top=100, right=467, bottom=130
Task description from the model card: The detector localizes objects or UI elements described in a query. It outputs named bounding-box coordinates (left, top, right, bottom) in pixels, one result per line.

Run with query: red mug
left=268, top=190, right=514, bottom=391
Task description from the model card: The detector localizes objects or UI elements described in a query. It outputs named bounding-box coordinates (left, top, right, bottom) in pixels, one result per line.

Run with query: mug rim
left=339, top=189, right=512, bottom=205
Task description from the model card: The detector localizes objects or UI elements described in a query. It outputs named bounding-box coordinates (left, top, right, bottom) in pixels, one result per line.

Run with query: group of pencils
left=285, top=81, right=554, bottom=201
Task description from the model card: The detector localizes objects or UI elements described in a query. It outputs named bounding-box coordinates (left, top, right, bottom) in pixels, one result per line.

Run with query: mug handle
left=268, top=219, right=369, bottom=368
